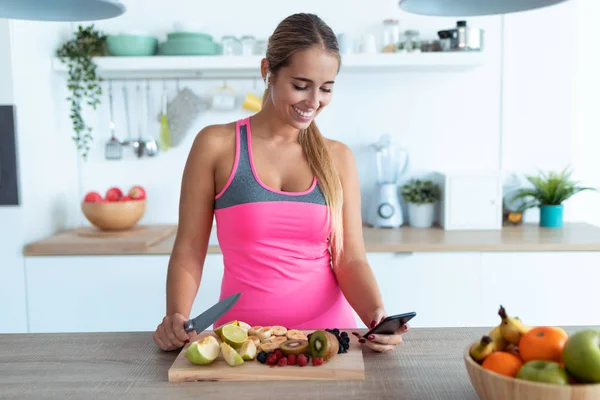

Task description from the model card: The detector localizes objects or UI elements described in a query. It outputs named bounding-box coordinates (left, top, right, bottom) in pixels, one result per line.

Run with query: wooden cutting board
left=168, top=331, right=365, bottom=382
left=23, top=224, right=177, bottom=255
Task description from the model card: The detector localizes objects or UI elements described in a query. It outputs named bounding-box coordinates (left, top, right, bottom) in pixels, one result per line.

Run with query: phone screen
left=363, top=312, right=416, bottom=338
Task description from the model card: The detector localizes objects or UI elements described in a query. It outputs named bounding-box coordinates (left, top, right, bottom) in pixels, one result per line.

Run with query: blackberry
left=340, top=331, right=349, bottom=338
left=338, top=343, right=344, bottom=354
left=332, top=328, right=340, bottom=335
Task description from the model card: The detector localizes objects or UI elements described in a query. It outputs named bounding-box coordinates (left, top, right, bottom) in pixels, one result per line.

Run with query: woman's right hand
left=153, top=313, right=192, bottom=351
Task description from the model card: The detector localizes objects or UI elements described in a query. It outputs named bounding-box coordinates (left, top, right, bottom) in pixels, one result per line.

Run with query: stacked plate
left=158, top=32, right=221, bottom=56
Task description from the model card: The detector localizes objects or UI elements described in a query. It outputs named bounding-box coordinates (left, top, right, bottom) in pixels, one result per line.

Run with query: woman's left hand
left=352, top=308, right=409, bottom=352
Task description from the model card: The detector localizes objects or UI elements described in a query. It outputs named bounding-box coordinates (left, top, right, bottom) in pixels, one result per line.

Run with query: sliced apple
left=221, top=342, right=244, bottom=367
left=237, top=339, right=257, bottom=361
left=185, top=336, right=220, bottom=365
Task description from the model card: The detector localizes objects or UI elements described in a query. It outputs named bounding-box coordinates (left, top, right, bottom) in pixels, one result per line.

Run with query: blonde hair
left=262, top=13, right=344, bottom=265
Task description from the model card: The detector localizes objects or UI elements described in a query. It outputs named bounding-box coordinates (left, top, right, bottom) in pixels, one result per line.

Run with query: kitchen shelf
left=51, top=52, right=485, bottom=80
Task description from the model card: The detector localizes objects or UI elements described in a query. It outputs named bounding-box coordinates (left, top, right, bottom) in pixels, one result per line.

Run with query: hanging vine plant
left=56, top=25, right=107, bottom=160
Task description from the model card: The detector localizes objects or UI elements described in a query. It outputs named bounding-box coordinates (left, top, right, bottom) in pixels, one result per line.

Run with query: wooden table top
left=0, top=327, right=492, bottom=400
left=22, top=222, right=600, bottom=256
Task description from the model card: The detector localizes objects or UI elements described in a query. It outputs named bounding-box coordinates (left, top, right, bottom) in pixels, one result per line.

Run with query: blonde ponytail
left=300, top=122, right=344, bottom=266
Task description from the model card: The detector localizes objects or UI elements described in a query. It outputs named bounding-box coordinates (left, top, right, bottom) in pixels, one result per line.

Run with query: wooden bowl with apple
left=81, top=185, right=147, bottom=231
left=463, top=307, right=600, bottom=400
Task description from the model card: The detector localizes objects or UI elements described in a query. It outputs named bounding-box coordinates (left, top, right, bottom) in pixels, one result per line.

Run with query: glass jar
left=240, top=35, right=256, bottom=56
left=221, top=35, right=239, bottom=56
left=254, top=39, right=267, bottom=56
left=404, top=30, right=420, bottom=53
left=382, top=19, right=400, bottom=53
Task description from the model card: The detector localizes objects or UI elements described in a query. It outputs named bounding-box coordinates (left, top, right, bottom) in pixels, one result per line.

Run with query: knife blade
left=183, top=292, right=241, bottom=333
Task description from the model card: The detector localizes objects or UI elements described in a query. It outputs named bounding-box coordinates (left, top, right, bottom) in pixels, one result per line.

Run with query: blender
left=366, top=134, right=409, bottom=228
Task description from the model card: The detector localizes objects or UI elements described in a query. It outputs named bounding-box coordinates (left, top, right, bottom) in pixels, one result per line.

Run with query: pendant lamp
left=398, top=0, right=571, bottom=16
left=0, top=0, right=126, bottom=21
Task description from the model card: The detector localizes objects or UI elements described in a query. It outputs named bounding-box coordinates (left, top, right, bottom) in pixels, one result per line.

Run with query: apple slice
left=185, top=336, right=220, bottom=365
left=237, top=338, right=257, bottom=361
left=221, top=342, right=244, bottom=367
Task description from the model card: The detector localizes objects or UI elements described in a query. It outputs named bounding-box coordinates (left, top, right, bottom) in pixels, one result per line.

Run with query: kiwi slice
left=308, top=330, right=338, bottom=360
left=279, top=339, right=309, bottom=355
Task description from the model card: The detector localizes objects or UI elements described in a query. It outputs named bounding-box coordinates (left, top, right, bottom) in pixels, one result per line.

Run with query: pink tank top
left=211, top=117, right=357, bottom=330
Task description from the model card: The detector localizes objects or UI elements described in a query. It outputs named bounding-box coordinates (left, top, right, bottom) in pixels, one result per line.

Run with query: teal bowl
left=106, top=34, right=158, bottom=56
left=158, top=37, right=218, bottom=56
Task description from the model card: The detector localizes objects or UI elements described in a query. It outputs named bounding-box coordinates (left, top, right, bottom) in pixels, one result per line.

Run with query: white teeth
left=293, top=106, right=314, bottom=118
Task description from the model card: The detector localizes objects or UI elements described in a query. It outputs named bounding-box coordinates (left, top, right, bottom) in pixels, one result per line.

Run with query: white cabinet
left=25, top=254, right=224, bottom=333
left=433, top=171, right=502, bottom=230
left=366, top=252, right=485, bottom=328
left=479, top=252, right=600, bottom=328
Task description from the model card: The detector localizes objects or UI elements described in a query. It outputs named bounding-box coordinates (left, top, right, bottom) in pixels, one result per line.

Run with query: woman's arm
left=329, top=140, right=385, bottom=328
left=154, top=125, right=226, bottom=351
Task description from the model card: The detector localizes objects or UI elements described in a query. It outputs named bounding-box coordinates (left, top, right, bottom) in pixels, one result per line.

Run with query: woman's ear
left=260, top=58, right=270, bottom=82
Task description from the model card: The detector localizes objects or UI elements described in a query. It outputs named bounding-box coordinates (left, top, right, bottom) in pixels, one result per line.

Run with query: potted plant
left=510, top=168, right=595, bottom=228
left=401, top=179, right=441, bottom=228
left=56, top=25, right=106, bottom=160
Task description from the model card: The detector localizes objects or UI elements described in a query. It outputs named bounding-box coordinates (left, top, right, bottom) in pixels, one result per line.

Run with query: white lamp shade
left=0, top=0, right=126, bottom=21
left=398, top=0, right=571, bottom=16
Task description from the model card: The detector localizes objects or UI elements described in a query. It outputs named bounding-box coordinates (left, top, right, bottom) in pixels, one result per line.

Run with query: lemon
left=220, top=323, right=248, bottom=348
left=237, top=338, right=257, bottom=361
left=214, top=320, right=238, bottom=337
left=221, top=342, right=244, bottom=367
left=185, top=336, right=220, bottom=365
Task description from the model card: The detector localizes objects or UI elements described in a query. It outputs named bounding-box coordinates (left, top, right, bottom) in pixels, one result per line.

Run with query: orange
left=481, top=351, right=523, bottom=378
left=518, top=326, right=568, bottom=363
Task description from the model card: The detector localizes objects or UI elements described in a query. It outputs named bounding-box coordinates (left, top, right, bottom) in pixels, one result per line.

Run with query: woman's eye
left=321, top=88, right=332, bottom=93
left=293, top=84, right=308, bottom=91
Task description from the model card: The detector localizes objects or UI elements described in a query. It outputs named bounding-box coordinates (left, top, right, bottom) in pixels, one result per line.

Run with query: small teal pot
left=540, top=205, right=564, bottom=228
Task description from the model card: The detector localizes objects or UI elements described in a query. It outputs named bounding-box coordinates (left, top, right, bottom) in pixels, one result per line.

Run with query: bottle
left=457, top=20, right=467, bottom=50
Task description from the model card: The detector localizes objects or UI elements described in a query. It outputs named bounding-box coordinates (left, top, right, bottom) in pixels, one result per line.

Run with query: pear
left=221, top=342, right=244, bottom=367
left=237, top=339, right=257, bottom=361
left=185, top=336, right=220, bottom=365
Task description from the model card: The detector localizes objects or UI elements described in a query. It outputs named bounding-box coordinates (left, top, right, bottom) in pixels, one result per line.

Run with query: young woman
left=153, top=13, right=408, bottom=353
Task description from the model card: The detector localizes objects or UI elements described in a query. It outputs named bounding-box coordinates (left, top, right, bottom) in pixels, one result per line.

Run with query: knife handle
left=184, top=320, right=194, bottom=333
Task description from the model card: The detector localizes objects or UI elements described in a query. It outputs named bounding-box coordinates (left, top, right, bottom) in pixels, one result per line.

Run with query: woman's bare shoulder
left=324, top=138, right=356, bottom=173
left=189, top=122, right=236, bottom=158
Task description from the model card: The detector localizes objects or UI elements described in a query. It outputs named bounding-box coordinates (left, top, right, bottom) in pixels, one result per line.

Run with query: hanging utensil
left=159, top=81, right=171, bottom=152
left=144, top=81, right=159, bottom=157
left=122, top=85, right=133, bottom=148
left=104, top=80, right=122, bottom=160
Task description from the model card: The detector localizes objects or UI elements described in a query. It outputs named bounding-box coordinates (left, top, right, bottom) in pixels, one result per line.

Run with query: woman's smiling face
left=266, top=46, right=340, bottom=129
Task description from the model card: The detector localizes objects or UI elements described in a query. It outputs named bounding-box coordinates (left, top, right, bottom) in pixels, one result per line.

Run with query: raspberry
left=277, top=357, right=288, bottom=367
left=273, top=349, right=284, bottom=360
left=287, top=354, right=297, bottom=366
left=266, top=353, right=278, bottom=366
left=312, top=357, right=324, bottom=366
left=297, top=354, right=308, bottom=367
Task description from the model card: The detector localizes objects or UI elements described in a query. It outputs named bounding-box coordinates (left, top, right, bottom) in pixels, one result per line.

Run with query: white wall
left=0, top=19, right=27, bottom=333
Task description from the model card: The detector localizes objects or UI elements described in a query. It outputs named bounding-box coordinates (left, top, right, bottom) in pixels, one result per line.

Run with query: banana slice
left=286, top=329, right=308, bottom=340
left=271, top=336, right=287, bottom=345
left=258, top=342, right=280, bottom=352
left=248, top=335, right=261, bottom=346
left=248, top=326, right=263, bottom=336
left=272, top=325, right=288, bottom=336
left=257, top=326, right=273, bottom=341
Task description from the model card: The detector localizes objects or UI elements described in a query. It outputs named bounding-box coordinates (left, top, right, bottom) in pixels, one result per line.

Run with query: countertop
left=22, top=222, right=600, bottom=256
left=0, top=327, right=488, bottom=400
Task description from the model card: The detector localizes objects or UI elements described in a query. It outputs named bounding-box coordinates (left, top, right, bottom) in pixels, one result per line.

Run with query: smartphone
left=363, top=312, right=416, bottom=338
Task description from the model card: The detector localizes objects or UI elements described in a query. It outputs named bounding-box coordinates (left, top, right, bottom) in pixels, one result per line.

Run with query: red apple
left=105, top=187, right=123, bottom=202
left=120, top=195, right=131, bottom=201
left=128, top=185, right=146, bottom=200
left=84, top=191, right=102, bottom=203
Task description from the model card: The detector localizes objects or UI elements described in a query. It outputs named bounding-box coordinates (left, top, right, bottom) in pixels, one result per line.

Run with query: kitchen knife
left=183, top=292, right=241, bottom=334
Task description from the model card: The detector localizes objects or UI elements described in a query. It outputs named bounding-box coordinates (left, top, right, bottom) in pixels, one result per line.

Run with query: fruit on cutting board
left=516, top=360, right=569, bottom=385
left=308, top=330, right=339, bottom=361
left=279, top=339, right=310, bottom=356
left=185, top=336, right=220, bottom=365
left=562, top=329, right=600, bottom=383
left=221, top=342, right=244, bottom=367
left=220, top=324, right=248, bottom=349
left=237, top=338, right=257, bottom=361
left=468, top=305, right=600, bottom=385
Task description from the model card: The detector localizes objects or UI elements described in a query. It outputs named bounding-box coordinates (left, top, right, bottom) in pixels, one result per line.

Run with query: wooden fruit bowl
left=81, top=200, right=146, bottom=231
left=463, top=343, right=600, bottom=400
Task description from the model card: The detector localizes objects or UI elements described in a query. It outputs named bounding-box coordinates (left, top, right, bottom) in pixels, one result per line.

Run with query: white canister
left=408, top=202, right=436, bottom=228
